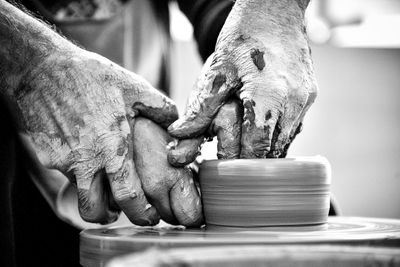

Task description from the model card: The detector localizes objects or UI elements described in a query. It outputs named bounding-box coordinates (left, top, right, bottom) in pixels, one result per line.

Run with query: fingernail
left=166, top=139, right=178, bottom=150
left=145, top=204, right=152, bottom=210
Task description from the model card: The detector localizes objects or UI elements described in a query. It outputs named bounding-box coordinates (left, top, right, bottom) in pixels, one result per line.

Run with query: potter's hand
left=1, top=1, right=202, bottom=227
left=19, top=48, right=179, bottom=226
left=131, top=118, right=204, bottom=227
left=168, top=0, right=318, bottom=160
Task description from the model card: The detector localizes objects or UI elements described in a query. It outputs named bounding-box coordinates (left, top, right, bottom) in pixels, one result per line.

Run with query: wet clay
left=199, top=157, right=331, bottom=227
left=168, top=100, right=243, bottom=166
left=250, top=48, right=265, bottom=71
left=209, top=99, right=243, bottom=159
left=168, top=138, right=204, bottom=167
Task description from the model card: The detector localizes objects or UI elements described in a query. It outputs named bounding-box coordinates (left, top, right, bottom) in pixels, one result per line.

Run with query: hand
left=168, top=0, right=318, bottom=159
left=131, top=117, right=203, bottom=227
left=18, top=48, right=180, bottom=226
left=1, top=1, right=202, bottom=227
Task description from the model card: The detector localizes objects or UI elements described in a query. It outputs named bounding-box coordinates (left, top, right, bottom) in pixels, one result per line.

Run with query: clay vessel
left=199, top=156, right=331, bottom=227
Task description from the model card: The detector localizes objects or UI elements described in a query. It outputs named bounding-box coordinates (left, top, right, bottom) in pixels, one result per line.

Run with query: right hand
left=167, top=0, right=318, bottom=161
left=18, top=48, right=200, bottom=226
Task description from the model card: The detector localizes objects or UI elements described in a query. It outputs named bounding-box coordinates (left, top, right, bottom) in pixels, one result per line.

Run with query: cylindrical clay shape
left=199, top=157, right=331, bottom=227
left=131, top=117, right=203, bottom=227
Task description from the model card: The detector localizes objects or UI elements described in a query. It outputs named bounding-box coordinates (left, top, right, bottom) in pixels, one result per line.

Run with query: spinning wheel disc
left=80, top=217, right=400, bottom=266
left=107, top=245, right=400, bottom=267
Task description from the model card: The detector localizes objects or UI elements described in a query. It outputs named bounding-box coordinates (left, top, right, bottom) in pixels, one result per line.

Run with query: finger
left=148, top=193, right=179, bottom=225
left=209, top=99, right=242, bottom=159
left=132, top=117, right=203, bottom=227
left=106, top=116, right=160, bottom=226
left=170, top=168, right=204, bottom=227
left=288, top=88, right=317, bottom=141
left=273, top=89, right=316, bottom=158
left=106, top=154, right=160, bottom=226
left=240, top=88, right=281, bottom=158
left=21, top=125, right=119, bottom=224
left=123, top=72, right=179, bottom=128
left=168, top=55, right=242, bottom=138
left=268, top=98, right=306, bottom=158
left=131, top=117, right=178, bottom=225
left=75, top=170, right=119, bottom=224
left=280, top=122, right=303, bottom=158
left=167, top=137, right=204, bottom=167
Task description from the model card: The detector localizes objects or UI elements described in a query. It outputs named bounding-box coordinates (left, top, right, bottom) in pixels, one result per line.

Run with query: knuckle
left=30, top=133, right=72, bottom=171
left=96, top=132, right=129, bottom=167
left=112, top=186, right=134, bottom=203
left=108, top=159, right=130, bottom=184
left=72, top=152, right=101, bottom=182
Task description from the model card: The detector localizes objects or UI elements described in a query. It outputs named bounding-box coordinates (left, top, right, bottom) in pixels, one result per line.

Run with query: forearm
left=0, top=1, right=74, bottom=97
left=234, top=0, right=310, bottom=14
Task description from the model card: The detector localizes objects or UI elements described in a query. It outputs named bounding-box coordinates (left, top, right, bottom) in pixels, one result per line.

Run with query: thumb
left=122, top=72, right=178, bottom=128
left=167, top=137, right=204, bottom=167
left=168, top=54, right=242, bottom=138
left=167, top=99, right=242, bottom=166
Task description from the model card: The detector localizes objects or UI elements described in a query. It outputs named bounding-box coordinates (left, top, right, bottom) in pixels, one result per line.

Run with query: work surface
left=80, top=217, right=400, bottom=266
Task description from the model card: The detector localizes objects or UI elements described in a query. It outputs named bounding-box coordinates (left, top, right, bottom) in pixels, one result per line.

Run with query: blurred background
left=169, top=0, right=400, bottom=219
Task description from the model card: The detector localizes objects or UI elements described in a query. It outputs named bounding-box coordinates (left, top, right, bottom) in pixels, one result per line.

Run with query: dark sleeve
left=176, top=0, right=233, bottom=61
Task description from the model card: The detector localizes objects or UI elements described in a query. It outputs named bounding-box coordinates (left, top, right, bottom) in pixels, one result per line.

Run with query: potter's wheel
left=80, top=217, right=400, bottom=266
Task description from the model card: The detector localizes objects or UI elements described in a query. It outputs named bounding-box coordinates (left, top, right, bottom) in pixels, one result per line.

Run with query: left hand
left=168, top=0, right=318, bottom=160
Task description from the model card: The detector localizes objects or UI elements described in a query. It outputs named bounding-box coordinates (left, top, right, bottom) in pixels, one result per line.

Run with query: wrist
left=234, top=0, right=309, bottom=16
left=226, top=0, right=309, bottom=38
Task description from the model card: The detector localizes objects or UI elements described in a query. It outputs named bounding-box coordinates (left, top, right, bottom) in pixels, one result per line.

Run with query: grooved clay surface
left=199, top=157, right=331, bottom=227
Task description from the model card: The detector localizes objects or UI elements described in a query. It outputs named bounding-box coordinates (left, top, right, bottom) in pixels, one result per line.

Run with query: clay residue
left=265, top=110, right=272, bottom=121
left=250, top=48, right=265, bottom=71
left=210, top=99, right=242, bottom=159
left=132, top=101, right=178, bottom=129
left=241, top=100, right=272, bottom=158
left=168, top=137, right=204, bottom=167
left=116, top=136, right=127, bottom=156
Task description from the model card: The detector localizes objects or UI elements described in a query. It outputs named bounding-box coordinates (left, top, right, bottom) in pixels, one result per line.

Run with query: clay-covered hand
left=19, top=49, right=178, bottom=226
left=131, top=118, right=203, bottom=227
left=1, top=1, right=201, bottom=227
left=168, top=0, right=318, bottom=159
